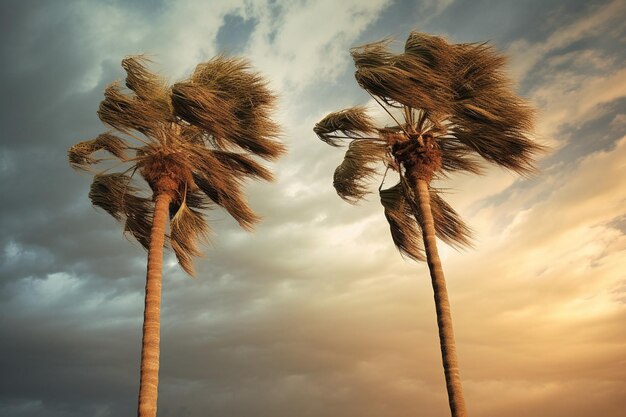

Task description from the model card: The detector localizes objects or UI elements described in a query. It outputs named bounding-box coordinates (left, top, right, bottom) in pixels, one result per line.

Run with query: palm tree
left=314, top=32, right=543, bottom=417
left=69, top=55, right=284, bottom=417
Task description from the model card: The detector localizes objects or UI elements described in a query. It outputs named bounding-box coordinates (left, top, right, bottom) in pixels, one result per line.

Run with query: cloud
left=1, top=0, right=625, bottom=416
left=508, top=0, right=626, bottom=81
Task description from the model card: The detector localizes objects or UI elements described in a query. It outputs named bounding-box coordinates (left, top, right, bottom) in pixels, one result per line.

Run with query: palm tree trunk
left=415, top=179, right=468, bottom=417
left=137, top=192, right=171, bottom=417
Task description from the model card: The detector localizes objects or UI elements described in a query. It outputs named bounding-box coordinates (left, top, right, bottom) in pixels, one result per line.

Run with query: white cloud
left=243, top=0, right=390, bottom=93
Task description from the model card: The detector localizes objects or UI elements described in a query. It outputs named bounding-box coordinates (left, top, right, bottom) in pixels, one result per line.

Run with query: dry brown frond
left=68, top=132, right=130, bottom=170
left=436, top=139, right=485, bottom=176
left=449, top=42, right=544, bottom=174
left=193, top=172, right=260, bottom=231
left=192, top=55, right=275, bottom=108
left=314, top=106, right=377, bottom=146
left=427, top=188, right=472, bottom=248
left=170, top=81, right=240, bottom=140
left=220, top=112, right=285, bottom=161
left=379, top=183, right=425, bottom=261
left=170, top=197, right=210, bottom=275
left=334, top=139, right=387, bottom=203
left=89, top=173, right=154, bottom=249
left=352, top=52, right=453, bottom=114
left=450, top=123, right=544, bottom=175
left=351, top=38, right=396, bottom=68
left=404, top=32, right=456, bottom=73
left=179, top=123, right=207, bottom=145
left=123, top=201, right=154, bottom=250
left=173, top=55, right=285, bottom=161
left=121, top=55, right=170, bottom=109
left=351, top=35, right=455, bottom=114
left=98, top=82, right=168, bottom=135
left=211, top=150, right=274, bottom=181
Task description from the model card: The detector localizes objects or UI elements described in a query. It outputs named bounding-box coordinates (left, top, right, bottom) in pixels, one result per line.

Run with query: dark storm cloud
left=0, top=1, right=150, bottom=414
left=216, top=13, right=259, bottom=54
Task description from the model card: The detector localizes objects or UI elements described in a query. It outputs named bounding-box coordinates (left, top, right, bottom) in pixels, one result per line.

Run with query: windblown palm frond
left=449, top=42, right=542, bottom=174
left=333, top=139, right=387, bottom=203
left=170, top=81, right=240, bottom=141
left=351, top=39, right=453, bottom=115
left=418, top=187, right=472, bottom=248
left=226, top=110, right=284, bottom=160
left=211, top=150, right=274, bottom=181
left=313, top=106, right=377, bottom=146
left=404, top=32, right=456, bottom=72
left=170, top=197, right=210, bottom=275
left=380, top=183, right=425, bottom=261
left=98, top=82, right=169, bottom=135
left=172, top=55, right=285, bottom=161
left=122, top=55, right=170, bottom=107
left=193, top=172, right=260, bottom=231
left=192, top=56, right=274, bottom=108
left=89, top=173, right=154, bottom=249
left=68, top=132, right=130, bottom=170
left=436, top=139, right=484, bottom=176
left=123, top=202, right=154, bottom=250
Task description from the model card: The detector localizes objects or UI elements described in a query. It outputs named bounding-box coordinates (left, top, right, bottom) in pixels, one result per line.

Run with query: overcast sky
left=1, top=0, right=625, bottom=416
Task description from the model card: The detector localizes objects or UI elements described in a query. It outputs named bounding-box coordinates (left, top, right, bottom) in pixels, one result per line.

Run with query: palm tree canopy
left=314, top=32, right=544, bottom=261
left=69, top=55, right=284, bottom=275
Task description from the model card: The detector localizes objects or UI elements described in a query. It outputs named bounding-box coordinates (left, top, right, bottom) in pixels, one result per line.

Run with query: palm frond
left=89, top=173, right=154, bottom=249
left=121, top=55, right=169, bottom=107
left=314, top=106, right=377, bottom=146
left=211, top=150, right=274, bottom=181
left=89, top=173, right=138, bottom=220
left=170, top=81, right=239, bottom=141
left=351, top=40, right=453, bottom=114
left=334, top=139, right=387, bottom=203
left=351, top=38, right=396, bottom=68
left=123, top=201, right=154, bottom=250
left=192, top=55, right=274, bottom=108
left=452, top=42, right=507, bottom=103
left=379, top=183, right=425, bottom=261
left=170, top=197, right=210, bottom=275
left=404, top=32, right=456, bottom=72
left=68, top=132, right=130, bottom=170
left=182, top=144, right=262, bottom=231
left=427, top=189, right=472, bottom=248
left=449, top=42, right=543, bottom=173
left=437, top=138, right=484, bottom=176
left=98, top=82, right=167, bottom=135
left=193, top=172, right=259, bottom=231
left=450, top=124, right=543, bottom=175
left=176, top=56, right=285, bottom=161
left=179, top=123, right=208, bottom=145
left=220, top=112, right=285, bottom=161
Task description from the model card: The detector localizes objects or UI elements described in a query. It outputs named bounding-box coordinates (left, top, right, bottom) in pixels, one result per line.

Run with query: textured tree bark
left=415, top=179, right=468, bottom=417
left=138, top=192, right=171, bottom=417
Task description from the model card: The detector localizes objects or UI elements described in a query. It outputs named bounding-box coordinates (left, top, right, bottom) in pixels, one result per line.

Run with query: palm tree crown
left=315, top=32, right=543, bottom=260
left=69, top=55, right=284, bottom=274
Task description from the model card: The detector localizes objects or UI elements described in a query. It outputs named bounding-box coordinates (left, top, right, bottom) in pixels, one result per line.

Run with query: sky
left=1, top=0, right=625, bottom=416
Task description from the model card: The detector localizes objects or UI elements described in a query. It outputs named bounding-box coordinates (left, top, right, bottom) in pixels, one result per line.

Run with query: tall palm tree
left=314, top=32, right=543, bottom=417
left=69, top=55, right=284, bottom=417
